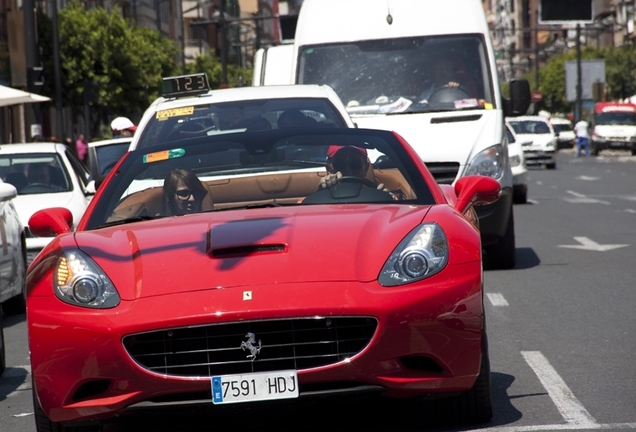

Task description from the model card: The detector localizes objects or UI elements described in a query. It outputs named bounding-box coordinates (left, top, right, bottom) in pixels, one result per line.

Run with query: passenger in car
left=162, top=168, right=209, bottom=216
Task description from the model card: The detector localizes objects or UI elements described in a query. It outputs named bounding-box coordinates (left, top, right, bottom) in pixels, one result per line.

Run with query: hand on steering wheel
left=320, top=172, right=377, bottom=189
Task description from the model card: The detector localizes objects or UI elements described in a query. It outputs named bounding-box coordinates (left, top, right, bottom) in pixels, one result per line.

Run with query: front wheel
left=484, top=208, right=516, bottom=270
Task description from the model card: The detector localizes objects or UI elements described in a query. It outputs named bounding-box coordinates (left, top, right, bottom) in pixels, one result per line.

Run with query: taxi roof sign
left=162, top=73, right=211, bottom=98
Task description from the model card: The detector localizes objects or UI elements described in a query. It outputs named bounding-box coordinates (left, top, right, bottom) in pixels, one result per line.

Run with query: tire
left=443, top=330, right=493, bottom=424
left=513, top=186, right=527, bottom=204
left=33, top=383, right=103, bottom=432
left=484, top=208, right=516, bottom=270
left=2, top=244, right=27, bottom=315
left=0, top=311, right=6, bottom=376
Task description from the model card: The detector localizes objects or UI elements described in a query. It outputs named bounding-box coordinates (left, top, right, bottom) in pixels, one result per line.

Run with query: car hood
left=74, top=205, right=441, bottom=300
left=514, top=133, right=555, bottom=147
left=14, top=192, right=79, bottom=226
left=594, top=125, right=636, bottom=137
left=352, top=110, right=500, bottom=165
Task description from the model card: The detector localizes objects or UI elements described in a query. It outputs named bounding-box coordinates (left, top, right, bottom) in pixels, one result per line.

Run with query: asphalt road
left=2, top=148, right=635, bottom=431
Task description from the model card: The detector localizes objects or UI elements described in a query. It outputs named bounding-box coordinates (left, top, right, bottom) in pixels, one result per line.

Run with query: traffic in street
left=2, top=148, right=635, bottom=432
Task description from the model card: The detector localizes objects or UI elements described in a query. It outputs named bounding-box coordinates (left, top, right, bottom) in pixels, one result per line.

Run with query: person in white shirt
left=574, top=119, right=590, bottom=157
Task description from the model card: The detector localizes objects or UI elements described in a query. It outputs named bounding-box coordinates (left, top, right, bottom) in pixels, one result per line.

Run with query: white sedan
left=0, top=143, right=95, bottom=262
left=505, top=123, right=529, bottom=204
left=0, top=180, right=27, bottom=321
left=507, top=116, right=557, bottom=169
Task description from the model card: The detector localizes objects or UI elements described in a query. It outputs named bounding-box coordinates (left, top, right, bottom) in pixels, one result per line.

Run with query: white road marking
left=476, top=422, right=636, bottom=431
left=576, top=176, right=599, bottom=181
left=487, top=293, right=509, bottom=306
left=521, top=351, right=597, bottom=427
left=564, top=191, right=609, bottom=204
left=559, top=237, right=629, bottom=252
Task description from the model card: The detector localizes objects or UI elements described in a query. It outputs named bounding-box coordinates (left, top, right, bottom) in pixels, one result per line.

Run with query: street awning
left=0, top=84, right=51, bottom=107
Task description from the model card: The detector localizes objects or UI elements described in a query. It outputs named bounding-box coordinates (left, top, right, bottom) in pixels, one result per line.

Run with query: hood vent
left=430, top=114, right=482, bottom=124
left=211, top=244, right=286, bottom=258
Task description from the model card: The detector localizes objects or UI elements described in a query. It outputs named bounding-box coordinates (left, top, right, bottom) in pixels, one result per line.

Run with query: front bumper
left=522, top=149, right=556, bottom=166
left=591, top=138, right=636, bottom=151
left=29, top=266, right=484, bottom=423
left=475, top=185, right=512, bottom=246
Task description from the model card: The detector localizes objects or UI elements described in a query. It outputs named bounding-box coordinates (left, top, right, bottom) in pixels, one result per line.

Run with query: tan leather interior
left=108, top=168, right=415, bottom=222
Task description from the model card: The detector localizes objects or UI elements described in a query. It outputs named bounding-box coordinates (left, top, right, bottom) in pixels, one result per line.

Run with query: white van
left=279, top=0, right=529, bottom=269
left=252, top=44, right=295, bottom=86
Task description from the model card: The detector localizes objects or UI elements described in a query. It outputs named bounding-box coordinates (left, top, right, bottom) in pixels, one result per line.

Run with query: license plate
left=211, top=370, right=299, bottom=404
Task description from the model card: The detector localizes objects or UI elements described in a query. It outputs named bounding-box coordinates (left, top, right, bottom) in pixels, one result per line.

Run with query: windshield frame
left=84, top=128, right=436, bottom=230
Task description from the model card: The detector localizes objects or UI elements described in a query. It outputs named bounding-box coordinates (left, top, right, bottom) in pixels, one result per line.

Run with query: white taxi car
left=550, top=117, right=576, bottom=150
left=505, top=124, right=528, bottom=204
left=506, top=116, right=557, bottom=169
left=129, top=73, right=356, bottom=151
left=0, top=142, right=95, bottom=262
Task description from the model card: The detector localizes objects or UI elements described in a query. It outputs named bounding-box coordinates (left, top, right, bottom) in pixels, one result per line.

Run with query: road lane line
left=521, top=351, right=597, bottom=427
left=476, top=422, right=636, bottom=431
left=487, top=293, right=509, bottom=306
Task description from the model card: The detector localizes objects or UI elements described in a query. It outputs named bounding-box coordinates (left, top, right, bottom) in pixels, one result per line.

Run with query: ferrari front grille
left=123, top=317, right=377, bottom=377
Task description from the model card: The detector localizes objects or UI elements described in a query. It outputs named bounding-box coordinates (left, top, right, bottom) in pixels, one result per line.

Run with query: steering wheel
left=20, top=183, right=55, bottom=193
left=429, top=84, right=471, bottom=104
left=340, top=176, right=376, bottom=188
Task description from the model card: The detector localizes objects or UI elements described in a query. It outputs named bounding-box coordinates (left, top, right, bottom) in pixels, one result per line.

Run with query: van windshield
left=298, top=35, right=494, bottom=115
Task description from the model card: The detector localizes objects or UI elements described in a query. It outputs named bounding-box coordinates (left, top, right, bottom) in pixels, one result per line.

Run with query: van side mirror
left=504, top=78, right=531, bottom=117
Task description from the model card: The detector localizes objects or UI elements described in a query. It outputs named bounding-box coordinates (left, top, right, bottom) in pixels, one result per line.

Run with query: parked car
left=505, top=123, right=528, bottom=204
left=0, top=143, right=95, bottom=262
left=27, top=125, right=502, bottom=430
left=87, top=137, right=133, bottom=185
left=550, top=117, right=576, bottom=150
left=507, top=116, right=558, bottom=169
left=0, top=180, right=26, bottom=317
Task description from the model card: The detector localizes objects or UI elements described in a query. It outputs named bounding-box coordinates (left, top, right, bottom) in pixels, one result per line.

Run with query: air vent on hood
left=430, top=114, right=482, bottom=124
left=211, top=244, right=286, bottom=258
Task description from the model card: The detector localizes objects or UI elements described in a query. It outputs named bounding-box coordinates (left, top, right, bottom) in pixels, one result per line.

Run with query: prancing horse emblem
left=240, top=332, right=262, bottom=361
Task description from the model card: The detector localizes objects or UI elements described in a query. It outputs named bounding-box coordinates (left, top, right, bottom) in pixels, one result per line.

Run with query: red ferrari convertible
left=27, top=127, right=500, bottom=431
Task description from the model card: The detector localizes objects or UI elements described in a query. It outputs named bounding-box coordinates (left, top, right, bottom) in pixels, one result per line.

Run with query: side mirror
left=454, top=176, right=501, bottom=214
left=504, top=78, right=531, bottom=117
left=0, top=182, right=17, bottom=201
left=28, top=207, right=73, bottom=238
left=86, top=180, right=97, bottom=195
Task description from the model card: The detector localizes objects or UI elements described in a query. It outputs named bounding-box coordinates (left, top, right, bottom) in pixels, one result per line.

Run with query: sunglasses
left=175, top=189, right=201, bottom=200
left=333, top=159, right=364, bottom=172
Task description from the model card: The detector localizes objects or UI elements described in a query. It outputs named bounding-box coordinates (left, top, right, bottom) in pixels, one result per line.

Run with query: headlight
left=465, top=144, right=506, bottom=181
left=592, top=135, right=606, bottom=142
left=509, top=154, right=521, bottom=167
left=54, top=250, right=120, bottom=308
left=379, top=223, right=448, bottom=286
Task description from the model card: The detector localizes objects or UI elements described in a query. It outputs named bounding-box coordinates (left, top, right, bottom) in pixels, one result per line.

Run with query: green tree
left=37, top=2, right=179, bottom=133
left=529, top=45, right=636, bottom=113
left=185, top=54, right=253, bottom=89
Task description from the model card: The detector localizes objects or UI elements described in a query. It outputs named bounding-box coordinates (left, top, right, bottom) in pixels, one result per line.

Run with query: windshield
left=0, top=153, right=72, bottom=194
left=508, top=120, right=551, bottom=135
left=595, top=112, right=636, bottom=126
left=552, top=123, right=572, bottom=133
left=85, top=129, right=435, bottom=230
left=135, top=97, right=349, bottom=149
left=298, top=35, right=493, bottom=115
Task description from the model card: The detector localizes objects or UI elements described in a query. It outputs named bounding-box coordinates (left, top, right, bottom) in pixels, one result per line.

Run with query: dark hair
left=162, top=168, right=208, bottom=215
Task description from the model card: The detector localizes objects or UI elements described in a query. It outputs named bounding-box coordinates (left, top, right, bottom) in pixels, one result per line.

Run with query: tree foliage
left=185, top=54, right=253, bottom=89
left=530, top=45, right=636, bottom=113
left=37, top=1, right=179, bottom=124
